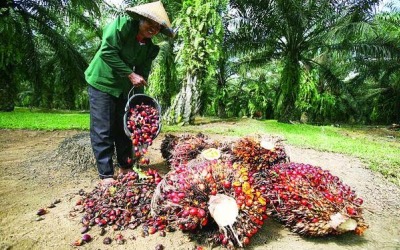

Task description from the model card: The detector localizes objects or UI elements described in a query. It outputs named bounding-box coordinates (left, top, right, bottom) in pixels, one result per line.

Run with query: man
left=85, top=1, right=174, bottom=185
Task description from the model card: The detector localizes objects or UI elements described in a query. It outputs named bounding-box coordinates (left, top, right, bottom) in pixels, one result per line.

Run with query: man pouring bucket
left=85, top=1, right=175, bottom=186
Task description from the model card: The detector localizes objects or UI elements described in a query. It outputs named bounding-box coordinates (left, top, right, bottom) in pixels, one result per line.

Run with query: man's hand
left=128, top=72, right=147, bottom=87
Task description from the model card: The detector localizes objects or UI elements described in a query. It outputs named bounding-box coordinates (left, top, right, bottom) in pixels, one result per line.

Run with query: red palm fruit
left=242, top=236, right=250, bottom=246
left=222, top=180, right=231, bottom=188
left=82, top=234, right=92, bottom=242
left=148, top=226, right=157, bottom=234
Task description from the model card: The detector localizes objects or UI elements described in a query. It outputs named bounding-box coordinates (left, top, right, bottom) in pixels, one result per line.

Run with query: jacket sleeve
left=136, top=45, right=160, bottom=81
left=99, top=16, right=133, bottom=77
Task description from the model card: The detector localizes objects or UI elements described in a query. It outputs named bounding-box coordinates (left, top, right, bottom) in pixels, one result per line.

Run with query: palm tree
left=147, top=0, right=182, bottom=112
left=352, top=10, right=400, bottom=123
left=0, top=0, right=101, bottom=111
left=163, top=0, right=226, bottom=125
left=228, top=0, right=382, bottom=122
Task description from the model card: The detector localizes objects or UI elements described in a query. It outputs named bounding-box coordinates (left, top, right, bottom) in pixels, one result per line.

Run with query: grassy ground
left=0, top=107, right=89, bottom=130
left=1, top=108, right=399, bottom=185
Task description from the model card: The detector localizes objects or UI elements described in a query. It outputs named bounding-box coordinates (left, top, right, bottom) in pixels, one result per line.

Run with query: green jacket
left=85, top=16, right=160, bottom=97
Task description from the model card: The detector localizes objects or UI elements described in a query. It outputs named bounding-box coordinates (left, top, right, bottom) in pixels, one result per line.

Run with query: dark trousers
left=88, top=85, right=133, bottom=179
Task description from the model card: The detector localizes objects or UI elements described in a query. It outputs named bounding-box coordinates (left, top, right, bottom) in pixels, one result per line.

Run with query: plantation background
left=1, top=1, right=400, bottom=249
left=1, top=0, right=400, bottom=125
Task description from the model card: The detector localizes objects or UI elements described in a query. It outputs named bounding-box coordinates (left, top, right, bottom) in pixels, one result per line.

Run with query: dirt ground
left=0, top=127, right=399, bottom=250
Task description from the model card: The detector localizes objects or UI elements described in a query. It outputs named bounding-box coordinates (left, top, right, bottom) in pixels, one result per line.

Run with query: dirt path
left=0, top=129, right=399, bottom=250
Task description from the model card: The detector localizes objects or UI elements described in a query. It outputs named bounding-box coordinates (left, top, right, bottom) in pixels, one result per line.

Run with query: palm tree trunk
left=275, top=54, right=301, bottom=122
left=0, top=66, right=16, bottom=112
left=216, top=60, right=227, bottom=118
left=164, top=73, right=200, bottom=125
left=217, top=99, right=227, bottom=118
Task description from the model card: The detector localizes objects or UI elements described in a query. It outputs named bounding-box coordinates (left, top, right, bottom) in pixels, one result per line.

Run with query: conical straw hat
left=126, top=1, right=175, bottom=38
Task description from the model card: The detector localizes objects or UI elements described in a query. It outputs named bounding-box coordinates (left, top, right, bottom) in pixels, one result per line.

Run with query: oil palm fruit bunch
left=258, top=162, right=368, bottom=236
left=77, top=169, right=164, bottom=238
left=232, top=136, right=288, bottom=171
left=160, top=133, right=217, bottom=172
left=151, top=149, right=268, bottom=248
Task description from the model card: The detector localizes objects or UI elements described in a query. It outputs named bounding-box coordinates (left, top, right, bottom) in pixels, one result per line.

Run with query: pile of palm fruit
left=156, top=134, right=368, bottom=245
left=75, top=133, right=368, bottom=248
left=74, top=169, right=167, bottom=246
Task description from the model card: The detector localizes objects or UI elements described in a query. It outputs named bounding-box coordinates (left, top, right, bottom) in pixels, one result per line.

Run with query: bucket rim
left=123, top=94, right=162, bottom=139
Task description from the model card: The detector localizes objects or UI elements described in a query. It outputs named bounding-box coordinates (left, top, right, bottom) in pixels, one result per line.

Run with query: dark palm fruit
left=259, top=162, right=368, bottom=236
left=36, top=208, right=47, bottom=216
left=103, top=237, right=112, bottom=245
left=155, top=244, right=164, bottom=250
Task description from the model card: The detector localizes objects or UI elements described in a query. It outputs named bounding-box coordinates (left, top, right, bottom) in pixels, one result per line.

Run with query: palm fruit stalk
left=151, top=149, right=268, bottom=248
left=257, top=162, right=368, bottom=236
left=232, top=136, right=288, bottom=171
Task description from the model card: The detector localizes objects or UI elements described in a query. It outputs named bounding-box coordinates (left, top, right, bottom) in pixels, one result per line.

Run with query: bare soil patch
left=0, top=128, right=399, bottom=250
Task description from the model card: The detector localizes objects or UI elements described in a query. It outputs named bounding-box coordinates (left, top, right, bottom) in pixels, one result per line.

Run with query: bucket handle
left=125, top=87, right=136, bottom=112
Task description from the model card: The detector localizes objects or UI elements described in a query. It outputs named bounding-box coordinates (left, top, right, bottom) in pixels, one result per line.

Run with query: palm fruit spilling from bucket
left=77, top=169, right=165, bottom=237
left=151, top=149, right=268, bottom=248
left=232, top=136, right=288, bottom=171
left=259, top=162, right=368, bottom=236
left=126, top=103, right=160, bottom=164
left=160, top=133, right=216, bottom=172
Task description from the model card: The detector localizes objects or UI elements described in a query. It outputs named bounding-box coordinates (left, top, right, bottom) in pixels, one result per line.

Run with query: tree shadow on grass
left=193, top=117, right=241, bottom=125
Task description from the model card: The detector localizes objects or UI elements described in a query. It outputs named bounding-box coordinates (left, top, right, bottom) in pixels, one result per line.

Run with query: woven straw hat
left=126, top=1, right=175, bottom=38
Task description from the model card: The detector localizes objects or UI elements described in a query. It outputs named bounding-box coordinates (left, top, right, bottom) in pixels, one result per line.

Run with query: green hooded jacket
left=85, top=16, right=160, bottom=97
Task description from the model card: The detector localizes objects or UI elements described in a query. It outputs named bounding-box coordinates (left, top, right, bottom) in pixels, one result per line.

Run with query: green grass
left=0, top=107, right=89, bottom=130
left=1, top=108, right=399, bottom=185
